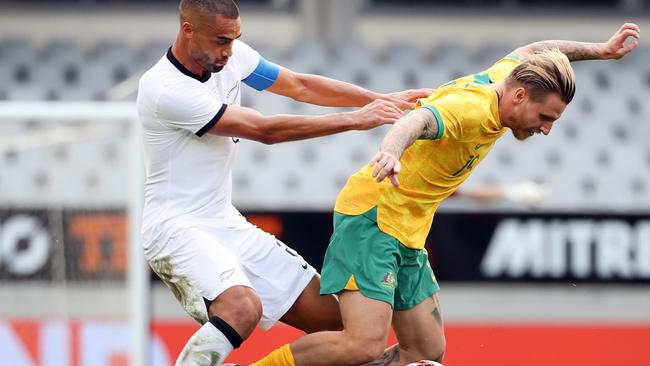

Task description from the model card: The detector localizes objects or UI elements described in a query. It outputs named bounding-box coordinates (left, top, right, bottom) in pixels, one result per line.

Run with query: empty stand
left=0, top=37, right=647, bottom=211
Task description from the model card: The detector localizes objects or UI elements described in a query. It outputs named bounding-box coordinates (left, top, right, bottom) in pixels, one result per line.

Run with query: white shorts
left=143, top=219, right=316, bottom=330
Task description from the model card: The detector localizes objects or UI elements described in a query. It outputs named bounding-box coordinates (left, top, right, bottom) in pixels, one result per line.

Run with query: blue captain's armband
left=242, top=57, right=280, bottom=91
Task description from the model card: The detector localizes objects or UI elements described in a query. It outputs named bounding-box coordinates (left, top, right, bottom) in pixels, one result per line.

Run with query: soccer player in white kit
left=136, top=1, right=432, bottom=365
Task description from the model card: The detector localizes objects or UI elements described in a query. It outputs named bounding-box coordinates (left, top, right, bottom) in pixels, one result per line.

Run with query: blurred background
left=0, top=0, right=648, bottom=365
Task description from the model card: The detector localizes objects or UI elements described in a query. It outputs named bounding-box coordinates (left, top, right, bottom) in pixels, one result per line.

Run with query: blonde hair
left=506, top=48, right=576, bottom=104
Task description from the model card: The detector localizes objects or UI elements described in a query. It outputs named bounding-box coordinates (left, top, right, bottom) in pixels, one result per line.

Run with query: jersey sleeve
left=417, top=91, right=490, bottom=142
left=234, top=40, right=280, bottom=91
left=156, top=81, right=227, bottom=137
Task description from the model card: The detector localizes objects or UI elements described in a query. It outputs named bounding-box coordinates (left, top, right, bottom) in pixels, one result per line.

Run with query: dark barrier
left=427, top=212, right=650, bottom=283
left=246, top=211, right=650, bottom=284
left=1, top=209, right=648, bottom=283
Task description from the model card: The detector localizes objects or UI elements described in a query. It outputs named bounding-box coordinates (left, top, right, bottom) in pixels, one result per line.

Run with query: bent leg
left=279, top=274, right=342, bottom=333
left=254, top=290, right=393, bottom=366
left=294, top=290, right=393, bottom=366
left=150, top=226, right=264, bottom=366
left=391, top=294, right=446, bottom=365
left=255, top=208, right=404, bottom=366
left=206, top=285, right=263, bottom=339
left=176, top=286, right=263, bottom=366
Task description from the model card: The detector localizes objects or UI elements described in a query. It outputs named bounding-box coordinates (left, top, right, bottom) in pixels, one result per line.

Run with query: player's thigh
left=392, top=293, right=445, bottom=360
left=148, top=227, right=253, bottom=325
left=232, top=225, right=318, bottom=330
left=279, top=274, right=343, bottom=333
left=339, top=290, right=393, bottom=352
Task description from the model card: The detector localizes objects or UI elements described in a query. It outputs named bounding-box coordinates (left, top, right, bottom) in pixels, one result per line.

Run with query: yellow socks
left=250, top=344, right=296, bottom=366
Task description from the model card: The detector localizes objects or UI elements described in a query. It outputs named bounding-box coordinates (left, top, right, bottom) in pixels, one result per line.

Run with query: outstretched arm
left=369, top=107, right=438, bottom=187
left=267, top=66, right=433, bottom=110
left=511, top=22, right=640, bottom=61
left=208, top=99, right=403, bottom=144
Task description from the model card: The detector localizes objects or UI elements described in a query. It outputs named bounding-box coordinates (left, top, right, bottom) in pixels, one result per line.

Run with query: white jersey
left=136, top=43, right=314, bottom=330
left=137, top=40, right=269, bottom=245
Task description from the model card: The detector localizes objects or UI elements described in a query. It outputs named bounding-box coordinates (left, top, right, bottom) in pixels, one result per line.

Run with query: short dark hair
left=179, top=0, right=240, bottom=20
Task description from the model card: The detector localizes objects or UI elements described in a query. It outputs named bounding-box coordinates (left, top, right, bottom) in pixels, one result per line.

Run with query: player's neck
left=491, top=82, right=508, bottom=125
left=171, top=38, right=207, bottom=77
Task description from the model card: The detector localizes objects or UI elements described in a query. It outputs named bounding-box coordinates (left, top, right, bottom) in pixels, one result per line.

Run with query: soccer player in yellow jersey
left=251, top=23, right=640, bottom=366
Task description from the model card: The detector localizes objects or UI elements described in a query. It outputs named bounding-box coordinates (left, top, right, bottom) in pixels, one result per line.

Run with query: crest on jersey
left=228, top=82, right=241, bottom=143
left=227, top=81, right=241, bottom=104
left=381, top=271, right=395, bottom=289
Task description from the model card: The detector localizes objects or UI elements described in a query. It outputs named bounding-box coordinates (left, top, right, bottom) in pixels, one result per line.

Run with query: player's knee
left=401, top=330, right=446, bottom=363
left=423, top=334, right=446, bottom=363
left=229, top=298, right=262, bottom=330
left=343, top=336, right=387, bottom=365
left=348, top=344, right=386, bottom=365
left=208, top=286, right=262, bottom=338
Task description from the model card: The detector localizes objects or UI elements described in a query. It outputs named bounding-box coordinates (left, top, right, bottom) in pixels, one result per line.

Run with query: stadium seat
left=365, top=64, right=409, bottom=93
left=334, top=39, right=377, bottom=69
left=5, top=84, right=52, bottom=101
left=379, top=42, right=425, bottom=69
left=41, top=38, right=85, bottom=66
left=473, top=42, right=513, bottom=65
left=0, top=36, right=646, bottom=211
left=287, top=40, right=333, bottom=71
left=0, top=38, right=36, bottom=66
left=133, top=39, right=170, bottom=72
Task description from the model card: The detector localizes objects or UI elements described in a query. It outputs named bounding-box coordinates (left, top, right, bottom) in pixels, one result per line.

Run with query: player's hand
left=353, top=99, right=403, bottom=130
left=369, top=151, right=401, bottom=187
left=601, top=23, right=640, bottom=60
left=381, top=88, right=435, bottom=110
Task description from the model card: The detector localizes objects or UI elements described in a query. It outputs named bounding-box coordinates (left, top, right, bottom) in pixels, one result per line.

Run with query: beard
left=192, top=51, right=225, bottom=73
left=203, top=64, right=224, bottom=73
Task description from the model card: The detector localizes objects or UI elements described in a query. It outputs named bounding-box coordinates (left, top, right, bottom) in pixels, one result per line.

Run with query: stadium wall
left=0, top=8, right=648, bottom=50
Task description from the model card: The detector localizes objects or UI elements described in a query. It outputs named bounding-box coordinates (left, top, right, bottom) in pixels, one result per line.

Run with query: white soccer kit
left=137, top=40, right=316, bottom=330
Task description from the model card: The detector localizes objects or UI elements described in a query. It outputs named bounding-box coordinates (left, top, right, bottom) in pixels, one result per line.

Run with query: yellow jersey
left=334, top=56, right=521, bottom=249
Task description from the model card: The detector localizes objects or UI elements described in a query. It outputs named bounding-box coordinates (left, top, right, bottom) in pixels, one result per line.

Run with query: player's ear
left=513, top=87, right=526, bottom=105
left=181, top=21, right=195, bottom=39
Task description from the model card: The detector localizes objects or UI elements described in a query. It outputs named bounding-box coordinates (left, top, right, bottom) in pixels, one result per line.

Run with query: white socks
left=175, top=322, right=235, bottom=366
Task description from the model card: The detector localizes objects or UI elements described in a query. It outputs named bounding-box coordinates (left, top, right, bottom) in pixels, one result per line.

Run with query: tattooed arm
left=369, top=107, right=438, bottom=187
left=511, top=22, right=640, bottom=61
left=382, top=107, right=439, bottom=156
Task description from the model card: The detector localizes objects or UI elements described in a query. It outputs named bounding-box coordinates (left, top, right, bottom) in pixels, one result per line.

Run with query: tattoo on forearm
left=380, top=108, right=436, bottom=157
left=528, top=40, right=602, bottom=61
left=419, top=114, right=440, bottom=140
left=363, top=345, right=400, bottom=366
left=380, top=119, right=420, bottom=158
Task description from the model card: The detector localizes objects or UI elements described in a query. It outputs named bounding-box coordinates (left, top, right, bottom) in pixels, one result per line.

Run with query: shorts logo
left=220, top=269, right=235, bottom=281
left=381, top=271, right=395, bottom=289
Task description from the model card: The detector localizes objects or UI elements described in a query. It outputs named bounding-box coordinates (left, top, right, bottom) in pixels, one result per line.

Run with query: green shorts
left=320, top=207, right=440, bottom=310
